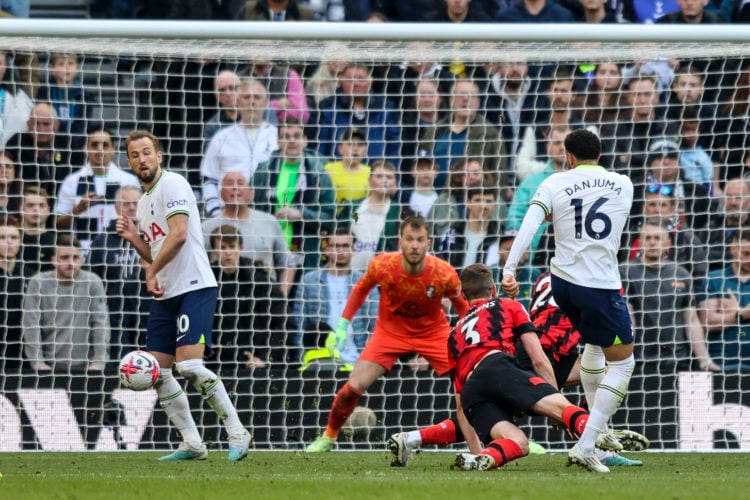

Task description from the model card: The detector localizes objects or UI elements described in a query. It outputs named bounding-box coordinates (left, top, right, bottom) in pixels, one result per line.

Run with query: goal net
left=0, top=22, right=749, bottom=453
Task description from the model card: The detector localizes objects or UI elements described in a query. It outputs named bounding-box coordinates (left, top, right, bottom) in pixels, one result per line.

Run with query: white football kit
left=137, top=171, right=217, bottom=300
left=505, top=165, right=633, bottom=290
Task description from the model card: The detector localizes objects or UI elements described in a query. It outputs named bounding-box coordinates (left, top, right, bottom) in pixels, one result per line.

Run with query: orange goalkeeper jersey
left=343, top=252, right=467, bottom=337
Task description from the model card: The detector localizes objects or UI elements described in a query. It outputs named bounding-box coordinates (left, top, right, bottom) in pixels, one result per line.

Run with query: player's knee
left=176, top=359, right=220, bottom=398
left=608, top=354, right=635, bottom=377
left=154, top=368, right=175, bottom=390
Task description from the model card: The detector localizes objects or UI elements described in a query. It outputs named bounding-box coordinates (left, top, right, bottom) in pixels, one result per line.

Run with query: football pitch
left=1, top=451, right=748, bottom=499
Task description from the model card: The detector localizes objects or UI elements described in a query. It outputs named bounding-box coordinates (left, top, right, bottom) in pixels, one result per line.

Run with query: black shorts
left=460, top=352, right=559, bottom=444
left=515, top=341, right=578, bottom=389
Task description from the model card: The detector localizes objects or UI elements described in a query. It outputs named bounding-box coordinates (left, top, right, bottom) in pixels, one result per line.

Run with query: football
left=119, top=350, right=161, bottom=391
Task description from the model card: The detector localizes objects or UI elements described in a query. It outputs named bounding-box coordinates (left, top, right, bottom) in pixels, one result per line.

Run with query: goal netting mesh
left=1, top=24, right=749, bottom=453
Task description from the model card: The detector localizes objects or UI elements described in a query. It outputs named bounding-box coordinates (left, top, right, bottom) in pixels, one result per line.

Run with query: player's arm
left=502, top=202, right=547, bottom=296
left=519, top=330, right=558, bottom=390
left=449, top=294, right=470, bottom=318
left=327, top=271, right=378, bottom=352
left=455, top=391, right=483, bottom=454
left=148, top=212, right=188, bottom=278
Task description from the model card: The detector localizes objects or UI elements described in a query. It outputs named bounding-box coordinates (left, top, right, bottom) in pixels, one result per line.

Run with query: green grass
left=0, top=451, right=748, bottom=499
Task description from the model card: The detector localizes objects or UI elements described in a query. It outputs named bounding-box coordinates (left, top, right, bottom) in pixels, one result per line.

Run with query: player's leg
left=147, top=299, right=206, bottom=461
left=531, top=393, right=613, bottom=473
left=551, top=277, right=635, bottom=467
left=308, top=329, right=408, bottom=452
left=306, top=359, right=386, bottom=452
left=174, top=288, right=251, bottom=461
left=388, top=417, right=464, bottom=466
left=454, top=404, right=526, bottom=471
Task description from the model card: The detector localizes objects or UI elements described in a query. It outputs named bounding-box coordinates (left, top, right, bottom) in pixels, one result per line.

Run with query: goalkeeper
left=306, top=215, right=478, bottom=453
left=389, top=272, right=649, bottom=468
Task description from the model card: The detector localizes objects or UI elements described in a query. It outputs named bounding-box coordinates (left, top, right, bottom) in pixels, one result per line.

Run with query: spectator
left=0, top=50, right=33, bottom=147
left=621, top=57, right=678, bottom=98
left=203, top=70, right=241, bottom=145
left=427, top=0, right=493, bottom=22
left=207, top=225, right=289, bottom=375
left=600, top=74, right=679, bottom=181
left=201, top=171, right=297, bottom=297
left=304, top=0, right=346, bottom=21
left=167, top=0, right=245, bottom=18
left=88, top=185, right=148, bottom=360
left=427, top=157, right=496, bottom=240
left=341, top=159, right=402, bottom=271
left=573, top=0, right=620, bottom=22
left=22, top=234, right=109, bottom=373
left=420, top=79, right=507, bottom=191
left=516, top=67, right=591, bottom=180
left=435, top=184, right=500, bottom=271
left=484, top=58, right=544, bottom=179
left=677, top=106, right=719, bottom=196
left=716, top=60, right=750, bottom=177
left=324, top=127, right=371, bottom=208
left=496, top=0, right=575, bottom=22
left=245, top=0, right=316, bottom=20
left=698, top=228, right=750, bottom=372
left=507, top=125, right=569, bottom=255
left=665, top=65, right=717, bottom=155
left=201, top=77, right=279, bottom=217
left=246, top=58, right=309, bottom=124
left=576, top=62, right=623, bottom=130
left=293, top=227, right=378, bottom=365
left=252, top=118, right=336, bottom=270
left=0, top=221, right=25, bottom=374
left=638, top=137, right=715, bottom=230
left=623, top=220, right=718, bottom=373
left=54, top=128, right=139, bottom=253
left=370, top=0, right=439, bottom=21
left=627, top=186, right=708, bottom=279
left=704, top=177, right=750, bottom=270
left=401, top=149, right=440, bottom=219
left=304, top=43, right=349, bottom=107
left=315, top=62, right=401, bottom=166
left=0, top=153, right=21, bottom=221
left=615, top=0, right=679, bottom=23
left=398, top=77, right=448, bottom=180
left=18, top=187, right=55, bottom=276
left=37, top=52, right=98, bottom=150
left=656, top=0, right=721, bottom=23
left=492, top=228, right=540, bottom=309
left=4, top=102, right=85, bottom=196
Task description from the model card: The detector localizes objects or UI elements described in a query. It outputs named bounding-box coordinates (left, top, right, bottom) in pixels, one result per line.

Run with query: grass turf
left=0, top=451, right=747, bottom=499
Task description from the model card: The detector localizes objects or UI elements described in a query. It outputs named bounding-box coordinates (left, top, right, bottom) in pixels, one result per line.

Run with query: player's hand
left=325, top=318, right=350, bottom=355
left=145, top=269, right=165, bottom=298
left=501, top=274, right=520, bottom=299
left=115, top=214, right=138, bottom=242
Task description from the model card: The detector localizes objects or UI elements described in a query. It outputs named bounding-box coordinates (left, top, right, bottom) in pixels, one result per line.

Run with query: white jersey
left=532, top=165, right=633, bottom=289
left=137, top=170, right=217, bottom=300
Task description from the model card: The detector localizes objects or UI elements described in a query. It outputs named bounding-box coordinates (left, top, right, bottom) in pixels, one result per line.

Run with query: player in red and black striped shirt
left=448, top=264, right=600, bottom=471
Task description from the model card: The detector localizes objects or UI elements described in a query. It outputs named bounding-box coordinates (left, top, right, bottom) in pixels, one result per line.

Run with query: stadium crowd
left=1, top=0, right=750, bottom=383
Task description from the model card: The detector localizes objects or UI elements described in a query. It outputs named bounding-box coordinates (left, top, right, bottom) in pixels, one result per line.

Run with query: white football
left=119, top=350, right=161, bottom=391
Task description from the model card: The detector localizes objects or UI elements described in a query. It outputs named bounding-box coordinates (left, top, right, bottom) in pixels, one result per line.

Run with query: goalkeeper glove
left=325, top=318, right=350, bottom=355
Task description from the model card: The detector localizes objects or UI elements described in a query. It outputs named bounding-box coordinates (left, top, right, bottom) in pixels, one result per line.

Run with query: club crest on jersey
left=426, top=285, right=436, bottom=298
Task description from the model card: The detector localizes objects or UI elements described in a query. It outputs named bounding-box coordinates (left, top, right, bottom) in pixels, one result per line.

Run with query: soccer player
left=389, top=272, right=648, bottom=468
left=305, top=215, right=475, bottom=452
left=447, top=264, right=614, bottom=471
left=502, top=128, right=635, bottom=473
left=115, top=130, right=251, bottom=461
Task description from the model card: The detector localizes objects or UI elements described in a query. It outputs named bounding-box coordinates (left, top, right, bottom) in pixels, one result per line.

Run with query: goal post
left=0, top=20, right=749, bottom=453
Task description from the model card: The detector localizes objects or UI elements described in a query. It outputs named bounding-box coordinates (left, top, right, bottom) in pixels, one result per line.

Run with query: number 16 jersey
left=531, top=165, right=633, bottom=290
